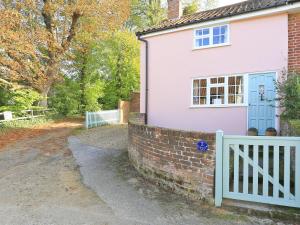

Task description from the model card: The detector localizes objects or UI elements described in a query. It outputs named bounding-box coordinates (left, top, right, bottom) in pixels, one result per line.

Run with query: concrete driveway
left=0, top=122, right=286, bottom=224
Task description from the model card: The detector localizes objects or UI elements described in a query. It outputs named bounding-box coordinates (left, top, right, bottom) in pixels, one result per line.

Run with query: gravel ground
left=0, top=122, right=293, bottom=225
left=0, top=121, right=126, bottom=225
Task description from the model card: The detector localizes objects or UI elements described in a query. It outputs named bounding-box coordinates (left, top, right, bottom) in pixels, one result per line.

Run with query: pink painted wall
left=140, top=14, right=288, bottom=135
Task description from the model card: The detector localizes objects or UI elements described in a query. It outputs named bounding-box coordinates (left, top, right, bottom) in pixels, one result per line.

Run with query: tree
left=183, top=0, right=199, bottom=15
left=0, top=0, right=130, bottom=106
left=182, top=0, right=219, bottom=15
left=126, top=0, right=166, bottom=30
left=84, top=31, right=140, bottom=110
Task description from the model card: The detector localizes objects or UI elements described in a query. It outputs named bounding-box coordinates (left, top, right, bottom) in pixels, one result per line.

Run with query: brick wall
left=288, top=13, right=300, bottom=73
left=129, top=113, right=145, bottom=125
left=128, top=122, right=216, bottom=201
left=130, top=92, right=140, bottom=113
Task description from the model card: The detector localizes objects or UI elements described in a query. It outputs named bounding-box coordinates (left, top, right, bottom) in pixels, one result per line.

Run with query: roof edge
left=136, top=0, right=300, bottom=37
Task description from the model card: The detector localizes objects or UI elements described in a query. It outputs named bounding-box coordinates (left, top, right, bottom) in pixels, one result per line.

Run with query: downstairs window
left=192, top=75, right=245, bottom=107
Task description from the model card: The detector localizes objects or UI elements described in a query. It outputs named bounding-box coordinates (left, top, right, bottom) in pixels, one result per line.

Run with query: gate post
left=215, top=130, right=224, bottom=207
left=85, top=112, right=89, bottom=129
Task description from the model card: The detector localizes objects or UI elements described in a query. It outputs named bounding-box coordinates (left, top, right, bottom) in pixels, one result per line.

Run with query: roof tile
left=137, top=0, right=300, bottom=36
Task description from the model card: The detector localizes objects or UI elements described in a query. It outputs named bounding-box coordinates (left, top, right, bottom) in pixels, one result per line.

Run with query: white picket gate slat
left=85, top=110, right=120, bottom=129
left=215, top=132, right=300, bottom=208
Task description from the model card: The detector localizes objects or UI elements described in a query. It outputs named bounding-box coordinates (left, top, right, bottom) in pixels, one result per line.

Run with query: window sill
left=190, top=104, right=248, bottom=108
left=193, top=43, right=231, bottom=50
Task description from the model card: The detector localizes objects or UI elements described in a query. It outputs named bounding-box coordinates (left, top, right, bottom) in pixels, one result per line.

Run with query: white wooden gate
left=85, top=110, right=120, bottom=129
left=215, top=131, right=300, bottom=208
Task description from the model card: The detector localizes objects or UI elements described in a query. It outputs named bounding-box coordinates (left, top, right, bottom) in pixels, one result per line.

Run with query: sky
left=219, top=0, right=244, bottom=6
left=161, top=0, right=246, bottom=8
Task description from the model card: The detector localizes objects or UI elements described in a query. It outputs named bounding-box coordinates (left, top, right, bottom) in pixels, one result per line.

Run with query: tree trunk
left=39, top=85, right=51, bottom=108
left=39, top=61, right=59, bottom=107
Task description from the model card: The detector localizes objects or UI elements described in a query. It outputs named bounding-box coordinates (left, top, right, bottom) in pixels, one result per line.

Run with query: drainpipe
left=138, top=36, right=149, bottom=125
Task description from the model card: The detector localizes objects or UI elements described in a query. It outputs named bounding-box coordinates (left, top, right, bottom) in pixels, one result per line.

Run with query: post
left=215, top=130, right=224, bottom=207
left=85, top=111, right=89, bottom=129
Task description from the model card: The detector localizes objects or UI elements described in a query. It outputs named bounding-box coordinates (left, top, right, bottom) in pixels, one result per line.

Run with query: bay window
left=192, top=75, right=245, bottom=107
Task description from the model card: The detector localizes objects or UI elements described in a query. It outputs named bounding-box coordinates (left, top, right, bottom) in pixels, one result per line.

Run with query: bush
left=49, top=78, right=81, bottom=116
left=277, top=72, right=300, bottom=120
left=0, top=88, right=42, bottom=113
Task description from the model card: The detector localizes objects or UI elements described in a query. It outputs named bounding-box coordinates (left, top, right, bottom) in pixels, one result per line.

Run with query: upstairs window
left=194, top=24, right=229, bottom=49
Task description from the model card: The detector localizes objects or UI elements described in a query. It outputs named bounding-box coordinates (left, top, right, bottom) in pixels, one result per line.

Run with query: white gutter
left=141, top=2, right=300, bottom=39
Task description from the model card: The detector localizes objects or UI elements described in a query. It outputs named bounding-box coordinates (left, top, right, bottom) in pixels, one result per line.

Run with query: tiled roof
left=137, top=0, right=300, bottom=36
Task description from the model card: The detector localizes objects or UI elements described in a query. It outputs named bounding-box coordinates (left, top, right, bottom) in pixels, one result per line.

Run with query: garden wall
left=128, top=121, right=216, bottom=201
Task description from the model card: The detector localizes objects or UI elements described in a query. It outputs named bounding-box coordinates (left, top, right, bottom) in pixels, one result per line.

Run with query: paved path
left=0, top=122, right=286, bottom=224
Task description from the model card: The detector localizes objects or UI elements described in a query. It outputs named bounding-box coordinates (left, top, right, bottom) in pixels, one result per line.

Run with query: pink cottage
left=136, top=0, right=300, bottom=135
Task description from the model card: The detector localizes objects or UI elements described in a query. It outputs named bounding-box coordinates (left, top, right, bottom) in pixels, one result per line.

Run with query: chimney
left=167, top=0, right=182, bottom=20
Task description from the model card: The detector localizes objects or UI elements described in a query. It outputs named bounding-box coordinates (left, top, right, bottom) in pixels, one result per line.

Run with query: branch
left=61, top=11, right=82, bottom=51
left=42, top=0, right=54, bottom=35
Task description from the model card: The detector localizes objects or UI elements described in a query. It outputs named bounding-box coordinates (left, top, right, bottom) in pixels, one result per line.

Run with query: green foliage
left=0, top=88, right=41, bottom=112
left=83, top=77, right=104, bottom=112
left=277, top=72, right=300, bottom=120
left=290, top=120, right=300, bottom=135
left=85, top=31, right=140, bottom=110
left=183, top=0, right=199, bottom=15
left=126, top=0, right=166, bottom=30
left=49, top=78, right=81, bottom=116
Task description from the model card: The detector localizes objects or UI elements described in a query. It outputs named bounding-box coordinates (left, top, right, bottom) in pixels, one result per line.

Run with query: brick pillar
left=167, top=0, right=182, bottom=20
left=118, top=100, right=130, bottom=124
left=288, top=13, right=300, bottom=73
left=130, top=92, right=140, bottom=113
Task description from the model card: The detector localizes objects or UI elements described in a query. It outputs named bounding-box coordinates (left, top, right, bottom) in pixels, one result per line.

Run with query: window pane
left=200, top=79, right=207, bottom=87
left=218, top=87, right=224, bottom=95
left=195, top=29, right=202, bottom=36
left=193, top=97, right=200, bottom=105
left=218, top=77, right=225, bottom=83
left=210, top=87, right=217, bottom=95
left=195, top=39, right=202, bottom=47
left=228, top=86, right=235, bottom=95
left=213, top=27, right=220, bottom=35
left=236, top=76, right=243, bottom=85
left=221, top=35, right=226, bottom=43
left=203, top=37, right=210, bottom=46
left=200, top=88, right=206, bottom=96
left=236, top=95, right=243, bottom=104
left=203, top=28, right=209, bottom=35
left=193, top=79, right=200, bottom=88
left=228, top=95, right=235, bottom=104
left=228, top=77, right=235, bottom=85
left=236, top=85, right=243, bottom=94
left=200, top=97, right=206, bottom=105
left=221, top=25, right=227, bottom=34
left=210, top=78, right=217, bottom=84
left=213, top=36, right=220, bottom=45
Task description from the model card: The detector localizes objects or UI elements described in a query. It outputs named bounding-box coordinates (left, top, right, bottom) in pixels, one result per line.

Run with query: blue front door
left=248, top=73, right=276, bottom=135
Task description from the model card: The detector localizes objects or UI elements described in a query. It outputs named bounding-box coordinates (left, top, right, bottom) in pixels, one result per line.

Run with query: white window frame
left=190, top=74, right=248, bottom=108
left=194, top=24, right=230, bottom=50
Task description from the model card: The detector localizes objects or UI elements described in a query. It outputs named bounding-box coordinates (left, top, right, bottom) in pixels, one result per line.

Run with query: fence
left=85, top=110, right=120, bottom=129
left=215, top=131, right=300, bottom=208
left=0, top=109, right=51, bottom=123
